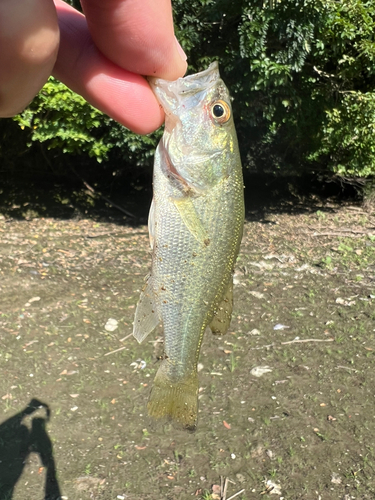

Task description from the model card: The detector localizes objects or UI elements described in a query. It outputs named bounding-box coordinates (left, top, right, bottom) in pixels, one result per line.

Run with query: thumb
left=80, top=0, right=187, bottom=81
left=0, top=0, right=59, bottom=117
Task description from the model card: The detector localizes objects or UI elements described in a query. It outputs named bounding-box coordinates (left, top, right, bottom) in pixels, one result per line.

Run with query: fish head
left=149, top=62, right=239, bottom=190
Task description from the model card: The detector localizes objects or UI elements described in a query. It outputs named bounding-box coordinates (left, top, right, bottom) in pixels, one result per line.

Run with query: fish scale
left=133, top=62, right=244, bottom=429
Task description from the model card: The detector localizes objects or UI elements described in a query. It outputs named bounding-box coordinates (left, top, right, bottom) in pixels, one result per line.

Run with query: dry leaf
left=212, top=484, right=221, bottom=494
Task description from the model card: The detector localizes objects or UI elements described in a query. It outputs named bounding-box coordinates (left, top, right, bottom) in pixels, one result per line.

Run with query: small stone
left=250, top=365, right=273, bottom=377
left=28, top=296, right=41, bottom=303
left=248, top=328, right=261, bottom=335
left=273, top=324, right=289, bottom=330
left=265, top=479, right=281, bottom=495
left=105, top=318, right=118, bottom=332
left=331, top=472, right=342, bottom=484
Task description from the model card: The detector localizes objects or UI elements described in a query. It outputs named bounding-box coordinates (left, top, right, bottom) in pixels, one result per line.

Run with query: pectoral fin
left=133, top=277, right=159, bottom=343
left=173, top=198, right=209, bottom=245
left=209, top=279, right=233, bottom=335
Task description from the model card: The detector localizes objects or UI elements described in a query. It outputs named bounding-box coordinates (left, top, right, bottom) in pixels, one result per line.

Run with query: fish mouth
left=148, top=62, right=220, bottom=115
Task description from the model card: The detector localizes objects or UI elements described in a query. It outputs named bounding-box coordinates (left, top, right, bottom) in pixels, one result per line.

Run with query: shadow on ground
left=0, top=171, right=360, bottom=225
left=0, top=400, right=61, bottom=500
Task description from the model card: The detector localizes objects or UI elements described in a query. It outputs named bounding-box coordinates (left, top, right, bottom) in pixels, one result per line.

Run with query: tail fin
left=147, top=360, right=198, bottom=430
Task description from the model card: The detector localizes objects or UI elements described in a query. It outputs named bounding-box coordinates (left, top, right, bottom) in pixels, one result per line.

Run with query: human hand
left=0, top=0, right=187, bottom=134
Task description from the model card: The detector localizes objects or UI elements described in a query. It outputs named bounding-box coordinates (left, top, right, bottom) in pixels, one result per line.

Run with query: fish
left=133, top=62, right=244, bottom=430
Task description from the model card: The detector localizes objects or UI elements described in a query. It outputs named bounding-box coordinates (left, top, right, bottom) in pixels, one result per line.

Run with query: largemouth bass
left=133, top=62, right=244, bottom=430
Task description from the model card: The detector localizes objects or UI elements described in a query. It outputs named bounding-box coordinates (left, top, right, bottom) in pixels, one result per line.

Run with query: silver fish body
left=133, top=62, right=244, bottom=429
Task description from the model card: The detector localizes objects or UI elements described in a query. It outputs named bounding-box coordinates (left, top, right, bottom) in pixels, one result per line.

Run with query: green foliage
left=14, top=78, right=110, bottom=162
left=11, top=77, right=160, bottom=171
left=65, top=0, right=82, bottom=11
left=3, top=0, right=375, bottom=179
left=175, top=0, right=375, bottom=177
left=309, top=91, right=375, bottom=177
left=305, top=0, right=375, bottom=176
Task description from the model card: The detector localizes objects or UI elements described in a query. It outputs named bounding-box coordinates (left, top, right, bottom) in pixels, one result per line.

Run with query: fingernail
left=174, top=36, right=187, bottom=61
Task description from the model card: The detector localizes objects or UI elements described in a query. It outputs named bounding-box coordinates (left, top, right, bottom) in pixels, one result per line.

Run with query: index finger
left=80, top=0, right=187, bottom=81
left=53, top=0, right=187, bottom=134
left=53, top=1, right=166, bottom=134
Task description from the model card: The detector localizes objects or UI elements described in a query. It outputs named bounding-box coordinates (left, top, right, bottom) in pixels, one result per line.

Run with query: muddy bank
left=0, top=178, right=374, bottom=499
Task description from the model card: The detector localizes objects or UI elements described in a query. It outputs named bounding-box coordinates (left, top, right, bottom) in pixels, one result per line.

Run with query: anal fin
left=133, top=277, right=159, bottom=343
left=209, top=279, right=233, bottom=335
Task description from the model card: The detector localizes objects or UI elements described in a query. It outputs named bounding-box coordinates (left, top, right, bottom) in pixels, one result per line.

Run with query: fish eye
left=213, top=104, right=224, bottom=117
left=210, top=100, right=231, bottom=124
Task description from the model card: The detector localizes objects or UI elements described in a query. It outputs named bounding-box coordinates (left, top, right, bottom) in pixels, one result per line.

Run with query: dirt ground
left=0, top=175, right=374, bottom=500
